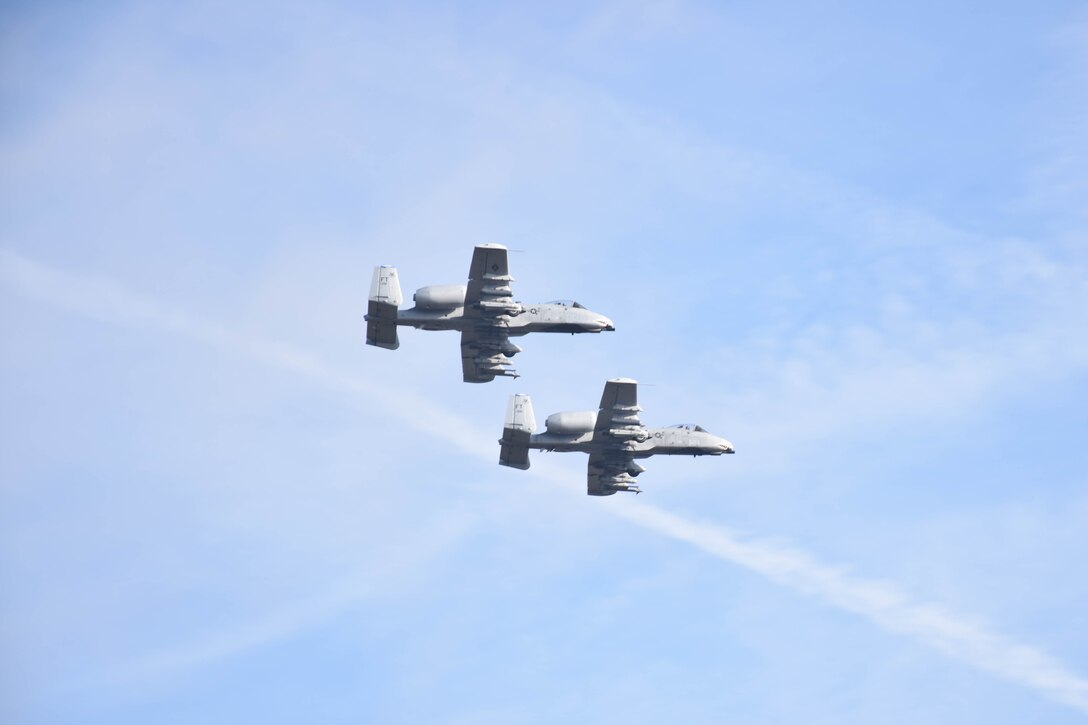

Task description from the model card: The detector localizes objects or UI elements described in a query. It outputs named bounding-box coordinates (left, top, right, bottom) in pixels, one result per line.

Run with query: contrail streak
left=606, top=500, right=1088, bottom=713
left=3, top=249, right=1087, bottom=714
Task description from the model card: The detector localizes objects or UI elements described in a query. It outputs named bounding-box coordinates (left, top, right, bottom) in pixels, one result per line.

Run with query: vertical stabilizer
left=499, top=393, right=536, bottom=469
left=365, top=266, right=403, bottom=349
left=504, top=393, right=536, bottom=432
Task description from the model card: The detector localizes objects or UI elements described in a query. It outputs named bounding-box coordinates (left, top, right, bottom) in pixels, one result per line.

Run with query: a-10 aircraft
left=499, top=378, right=734, bottom=495
left=365, top=244, right=615, bottom=383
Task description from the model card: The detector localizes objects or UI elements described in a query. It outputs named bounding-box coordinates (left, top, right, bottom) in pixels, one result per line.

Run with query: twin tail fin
left=365, top=266, right=403, bottom=350
left=499, top=394, right=536, bottom=470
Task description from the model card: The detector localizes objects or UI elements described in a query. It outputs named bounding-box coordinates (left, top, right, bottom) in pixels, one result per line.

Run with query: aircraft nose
left=719, top=438, right=735, bottom=454
left=596, top=316, right=615, bottom=331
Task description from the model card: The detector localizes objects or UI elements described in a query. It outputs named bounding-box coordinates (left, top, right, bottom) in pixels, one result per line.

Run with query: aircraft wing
left=464, top=244, right=518, bottom=314
left=460, top=326, right=517, bottom=383
left=585, top=379, right=646, bottom=494
left=593, top=378, right=643, bottom=436
left=460, top=244, right=521, bottom=382
left=587, top=450, right=641, bottom=496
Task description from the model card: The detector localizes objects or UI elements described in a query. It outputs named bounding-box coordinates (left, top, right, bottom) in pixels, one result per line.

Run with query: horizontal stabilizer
left=366, top=301, right=399, bottom=349
left=499, top=429, right=531, bottom=469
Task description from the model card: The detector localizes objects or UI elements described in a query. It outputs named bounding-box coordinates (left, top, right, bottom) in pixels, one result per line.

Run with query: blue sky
left=2, top=1, right=1087, bottom=723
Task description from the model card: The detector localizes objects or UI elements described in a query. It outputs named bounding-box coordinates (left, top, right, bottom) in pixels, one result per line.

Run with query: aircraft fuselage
left=396, top=302, right=614, bottom=335
left=526, top=426, right=734, bottom=457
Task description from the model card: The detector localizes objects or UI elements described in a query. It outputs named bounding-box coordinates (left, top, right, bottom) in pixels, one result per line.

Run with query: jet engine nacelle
left=545, top=411, right=597, bottom=434
left=414, top=285, right=467, bottom=309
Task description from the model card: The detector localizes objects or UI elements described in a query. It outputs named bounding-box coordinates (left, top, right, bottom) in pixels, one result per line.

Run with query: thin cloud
left=605, top=500, right=1088, bottom=714
left=3, top=248, right=1087, bottom=714
left=99, top=509, right=479, bottom=687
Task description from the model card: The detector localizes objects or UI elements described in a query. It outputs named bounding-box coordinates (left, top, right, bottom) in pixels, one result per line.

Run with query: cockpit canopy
left=668, top=424, right=707, bottom=432
left=546, top=299, right=586, bottom=308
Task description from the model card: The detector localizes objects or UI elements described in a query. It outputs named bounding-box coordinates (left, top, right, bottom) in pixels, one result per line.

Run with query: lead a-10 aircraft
left=499, top=378, right=734, bottom=495
left=365, top=244, right=615, bottom=383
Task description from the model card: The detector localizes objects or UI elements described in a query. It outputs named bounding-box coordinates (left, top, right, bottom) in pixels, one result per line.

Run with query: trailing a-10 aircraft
left=499, top=378, right=734, bottom=495
left=365, top=244, right=615, bottom=383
